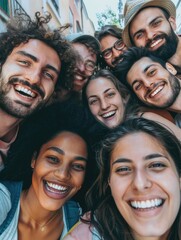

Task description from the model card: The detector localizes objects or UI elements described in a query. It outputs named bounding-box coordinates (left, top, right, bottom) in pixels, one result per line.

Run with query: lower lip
left=43, top=182, right=70, bottom=200
left=131, top=205, right=163, bottom=218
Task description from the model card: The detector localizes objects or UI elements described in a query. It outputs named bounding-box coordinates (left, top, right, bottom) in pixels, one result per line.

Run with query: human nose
left=77, top=61, right=86, bottom=72
left=25, top=69, right=41, bottom=85
left=132, top=169, right=152, bottom=192
left=146, top=29, right=156, bottom=41
left=112, top=47, right=121, bottom=58
left=54, top=166, right=70, bottom=180
left=143, top=78, right=154, bottom=88
left=100, top=98, right=110, bottom=110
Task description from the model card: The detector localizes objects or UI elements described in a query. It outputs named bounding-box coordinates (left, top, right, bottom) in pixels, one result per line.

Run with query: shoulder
left=63, top=212, right=94, bottom=240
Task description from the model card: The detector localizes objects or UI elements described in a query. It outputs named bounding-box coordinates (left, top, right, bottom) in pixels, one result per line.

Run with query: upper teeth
left=47, top=182, right=67, bottom=191
left=150, top=39, right=162, bottom=48
left=150, top=85, right=164, bottom=97
left=131, top=198, right=163, bottom=209
left=102, top=111, right=115, bottom=118
left=15, top=85, right=36, bottom=97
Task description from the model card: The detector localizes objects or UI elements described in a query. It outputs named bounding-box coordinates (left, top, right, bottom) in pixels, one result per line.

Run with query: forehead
left=111, top=132, right=167, bottom=160
left=130, top=7, right=166, bottom=33
left=40, top=131, right=87, bottom=155
left=128, top=57, right=162, bottom=77
left=87, top=77, right=116, bottom=95
left=10, top=39, right=60, bottom=63
left=72, top=42, right=97, bottom=61
left=100, top=35, right=119, bottom=51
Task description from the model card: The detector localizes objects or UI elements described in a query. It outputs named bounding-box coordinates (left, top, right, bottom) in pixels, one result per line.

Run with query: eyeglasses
left=101, top=39, right=126, bottom=59
left=84, top=60, right=97, bottom=72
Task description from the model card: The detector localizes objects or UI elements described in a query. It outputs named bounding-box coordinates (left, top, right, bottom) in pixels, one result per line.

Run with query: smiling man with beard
left=95, top=25, right=127, bottom=71
left=116, top=47, right=181, bottom=127
left=0, top=12, right=76, bottom=171
left=123, top=0, right=181, bottom=73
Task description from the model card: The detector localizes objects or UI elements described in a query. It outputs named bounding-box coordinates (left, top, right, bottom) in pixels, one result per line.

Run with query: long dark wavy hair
left=0, top=11, right=77, bottom=90
left=85, top=117, right=181, bottom=240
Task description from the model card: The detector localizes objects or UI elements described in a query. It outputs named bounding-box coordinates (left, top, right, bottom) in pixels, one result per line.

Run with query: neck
left=20, top=188, right=62, bottom=230
left=168, top=78, right=181, bottom=113
left=0, top=109, right=21, bottom=142
left=168, top=36, right=181, bottom=72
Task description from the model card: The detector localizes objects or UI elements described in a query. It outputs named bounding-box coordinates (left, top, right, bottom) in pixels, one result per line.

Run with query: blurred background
left=0, top=0, right=181, bottom=35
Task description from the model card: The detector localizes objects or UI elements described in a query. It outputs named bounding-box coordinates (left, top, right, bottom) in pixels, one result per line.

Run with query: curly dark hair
left=0, top=11, right=77, bottom=90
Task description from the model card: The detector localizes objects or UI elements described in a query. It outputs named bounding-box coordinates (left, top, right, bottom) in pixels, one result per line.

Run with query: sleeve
left=63, top=221, right=93, bottom=240
left=0, top=183, right=11, bottom=225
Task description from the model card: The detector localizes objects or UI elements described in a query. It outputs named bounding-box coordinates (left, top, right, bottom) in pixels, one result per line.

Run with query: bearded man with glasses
left=95, top=25, right=127, bottom=70
left=54, top=33, right=100, bottom=103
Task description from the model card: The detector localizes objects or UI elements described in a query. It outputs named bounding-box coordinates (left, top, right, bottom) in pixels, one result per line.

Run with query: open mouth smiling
left=14, top=84, right=37, bottom=98
left=44, top=180, right=70, bottom=194
left=145, top=84, right=165, bottom=100
left=101, top=110, right=116, bottom=119
left=130, top=198, right=164, bottom=210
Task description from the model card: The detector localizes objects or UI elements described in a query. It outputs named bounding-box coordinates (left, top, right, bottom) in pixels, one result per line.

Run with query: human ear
left=31, top=151, right=37, bottom=168
left=165, top=62, right=177, bottom=75
left=168, top=16, right=177, bottom=31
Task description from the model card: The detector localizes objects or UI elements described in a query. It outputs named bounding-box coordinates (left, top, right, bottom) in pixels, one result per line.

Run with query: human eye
left=148, top=161, right=167, bottom=171
left=89, top=98, right=98, bottom=105
left=85, top=61, right=95, bottom=70
left=152, top=19, right=162, bottom=28
left=134, top=82, right=143, bottom=91
left=148, top=68, right=156, bottom=77
left=135, top=32, right=144, bottom=40
left=106, top=91, right=116, bottom=98
left=43, top=70, right=54, bottom=80
left=115, top=166, right=132, bottom=175
left=46, top=155, right=59, bottom=164
left=72, top=163, right=86, bottom=172
left=115, top=40, right=125, bottom=50
left=17, top=59, right=30, bottom=66
left=102, top=49, right=111, bottom=59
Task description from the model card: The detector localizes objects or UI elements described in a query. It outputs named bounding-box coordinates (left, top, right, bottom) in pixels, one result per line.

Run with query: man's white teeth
left=131, top=198, right=163, bottom=209
left=102, top=111, right=115, bottom=118
left=15, top=85, right=36, bottom=97
left=150, top=85, right=164, bottom=97
left=46, top=182, right=67, bottom=191
left=150, top=39, right=162, bottom=48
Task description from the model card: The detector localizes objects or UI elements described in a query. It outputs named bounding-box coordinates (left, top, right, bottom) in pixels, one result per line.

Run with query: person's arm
left=140, top=112, right=181, bottom=141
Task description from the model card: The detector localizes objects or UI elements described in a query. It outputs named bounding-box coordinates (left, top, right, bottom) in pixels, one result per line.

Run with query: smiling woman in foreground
left=64, top=118, right=181, bottom=240
left=0, top=106, right=89, bottom=240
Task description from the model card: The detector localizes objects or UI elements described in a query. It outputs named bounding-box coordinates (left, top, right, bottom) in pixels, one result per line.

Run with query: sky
left=83, top=0, right=179, bottom=30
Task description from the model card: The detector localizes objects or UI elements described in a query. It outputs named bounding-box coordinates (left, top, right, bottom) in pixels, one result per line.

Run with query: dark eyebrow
left=132, top=16, right=163, bottom=39
left=16, top=50, right=60, bottom=75
left=112, top=158, right=131, bottom=166
left=47, top=146, right=87, bottom=162
left=47, top=146, right=64, bottom=155
left=17, top=50, right=38, bottom=62
left=144, top=153, right=169, bottom=161
left=112, top=153, right=169, bottom=166
left=88, top=88, right=114, bottom=100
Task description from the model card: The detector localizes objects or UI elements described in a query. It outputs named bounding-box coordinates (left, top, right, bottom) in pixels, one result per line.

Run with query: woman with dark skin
left=0, top=104, right=89, bottom=240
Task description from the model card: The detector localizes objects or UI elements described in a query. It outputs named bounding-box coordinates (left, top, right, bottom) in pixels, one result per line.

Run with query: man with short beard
left=116, top=47, right=181, bottom=127
left=0, top=12, right=76, bottom=171
left=95, top=25, right=127, bottom=71
left=123, top=0, right=181, bottom=73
